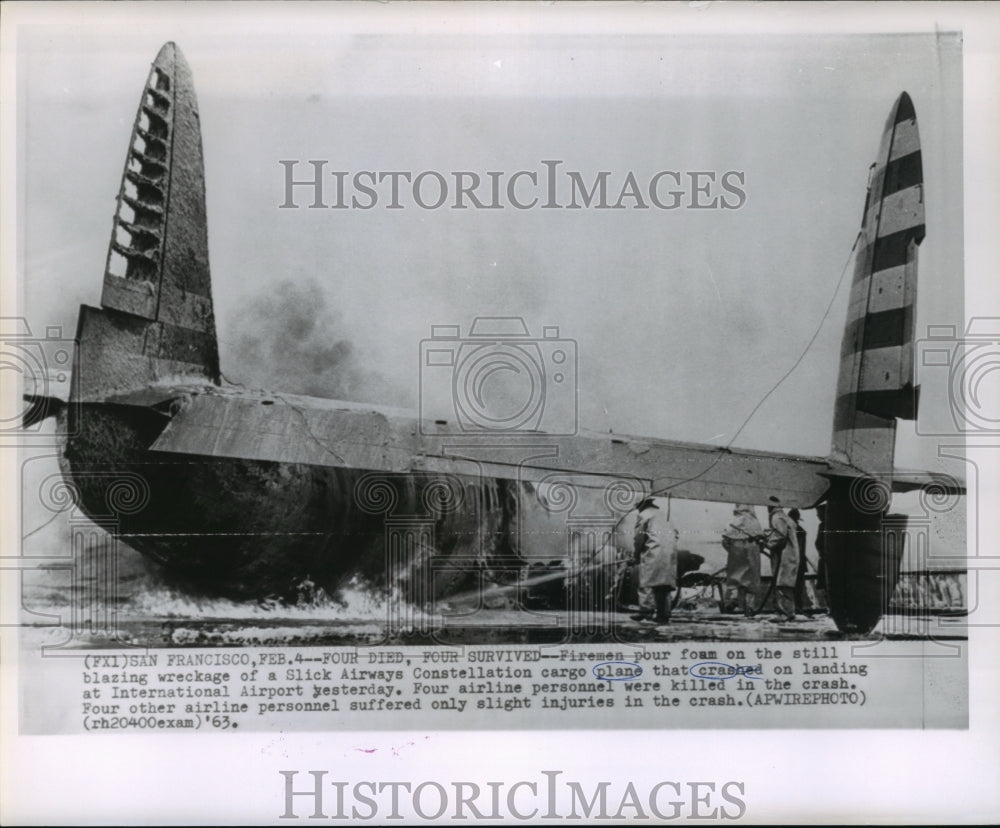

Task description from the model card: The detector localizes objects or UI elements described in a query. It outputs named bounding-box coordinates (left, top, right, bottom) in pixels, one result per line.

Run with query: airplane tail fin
left=830, top=91, right=924, bottom=475
left=72, top=42, right=220, bottom=402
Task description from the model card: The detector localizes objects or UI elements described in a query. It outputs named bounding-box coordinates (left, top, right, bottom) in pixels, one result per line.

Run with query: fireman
left=630, top=497, right=678, bottom=625
left=766, top=496, right=800, bottom=622
left=722, top=503, right=763, bottom=617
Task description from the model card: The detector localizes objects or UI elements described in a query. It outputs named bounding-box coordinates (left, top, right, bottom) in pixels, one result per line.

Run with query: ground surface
left=19, top=605, right=968, bottom=649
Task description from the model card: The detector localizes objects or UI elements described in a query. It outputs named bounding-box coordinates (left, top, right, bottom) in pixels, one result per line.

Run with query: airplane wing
left=146, top=388, right=841, bottom=508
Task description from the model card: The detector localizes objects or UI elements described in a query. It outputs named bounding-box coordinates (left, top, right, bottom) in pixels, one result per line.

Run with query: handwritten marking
left=688, top=661, right=763, bottom=680
left=592, top=661, right=643, bottom=682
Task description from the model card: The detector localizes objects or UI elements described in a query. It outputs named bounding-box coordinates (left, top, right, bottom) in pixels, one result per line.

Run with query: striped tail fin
left=831, top=92, right=924, bottom=473
left=73, top=42, right=220, bottom=402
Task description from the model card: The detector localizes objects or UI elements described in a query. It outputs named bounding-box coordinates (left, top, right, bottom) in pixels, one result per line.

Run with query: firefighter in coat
left=722, top=504, right=763, bottom=617
left=766, top=496, right=800, bottom=621
left=630, top=497, right=678, bottom=624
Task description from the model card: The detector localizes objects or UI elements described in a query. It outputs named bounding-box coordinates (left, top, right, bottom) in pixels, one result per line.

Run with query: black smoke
left=223, top=278, right=404, bottom=404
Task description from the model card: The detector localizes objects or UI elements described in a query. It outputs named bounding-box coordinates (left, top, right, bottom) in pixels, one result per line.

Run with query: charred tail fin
left=831, top=91, right=924, bottom=474
left=73, top=43, right=220, bottom=402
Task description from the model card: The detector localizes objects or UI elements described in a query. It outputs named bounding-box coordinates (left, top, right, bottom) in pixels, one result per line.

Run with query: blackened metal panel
left=149, top=392, right=835, bottom=507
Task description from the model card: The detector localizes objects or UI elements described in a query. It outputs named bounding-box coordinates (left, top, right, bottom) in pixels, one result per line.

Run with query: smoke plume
left=223, top=278, right=405, bottom=404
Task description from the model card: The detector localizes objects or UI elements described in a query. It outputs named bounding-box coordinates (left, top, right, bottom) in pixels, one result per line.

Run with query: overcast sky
left=18, top=23, right=963, bottom=481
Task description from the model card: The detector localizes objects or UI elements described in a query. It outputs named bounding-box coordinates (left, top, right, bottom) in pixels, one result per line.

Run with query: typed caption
left=20, top=640, right=966, bottom=733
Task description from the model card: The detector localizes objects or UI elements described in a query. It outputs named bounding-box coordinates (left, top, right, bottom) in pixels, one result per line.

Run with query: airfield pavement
left=18, top=606, right=968, bottom=649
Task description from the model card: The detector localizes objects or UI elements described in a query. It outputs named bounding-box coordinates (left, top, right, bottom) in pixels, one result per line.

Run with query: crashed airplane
left=27, top=43, right=962, bottom=635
